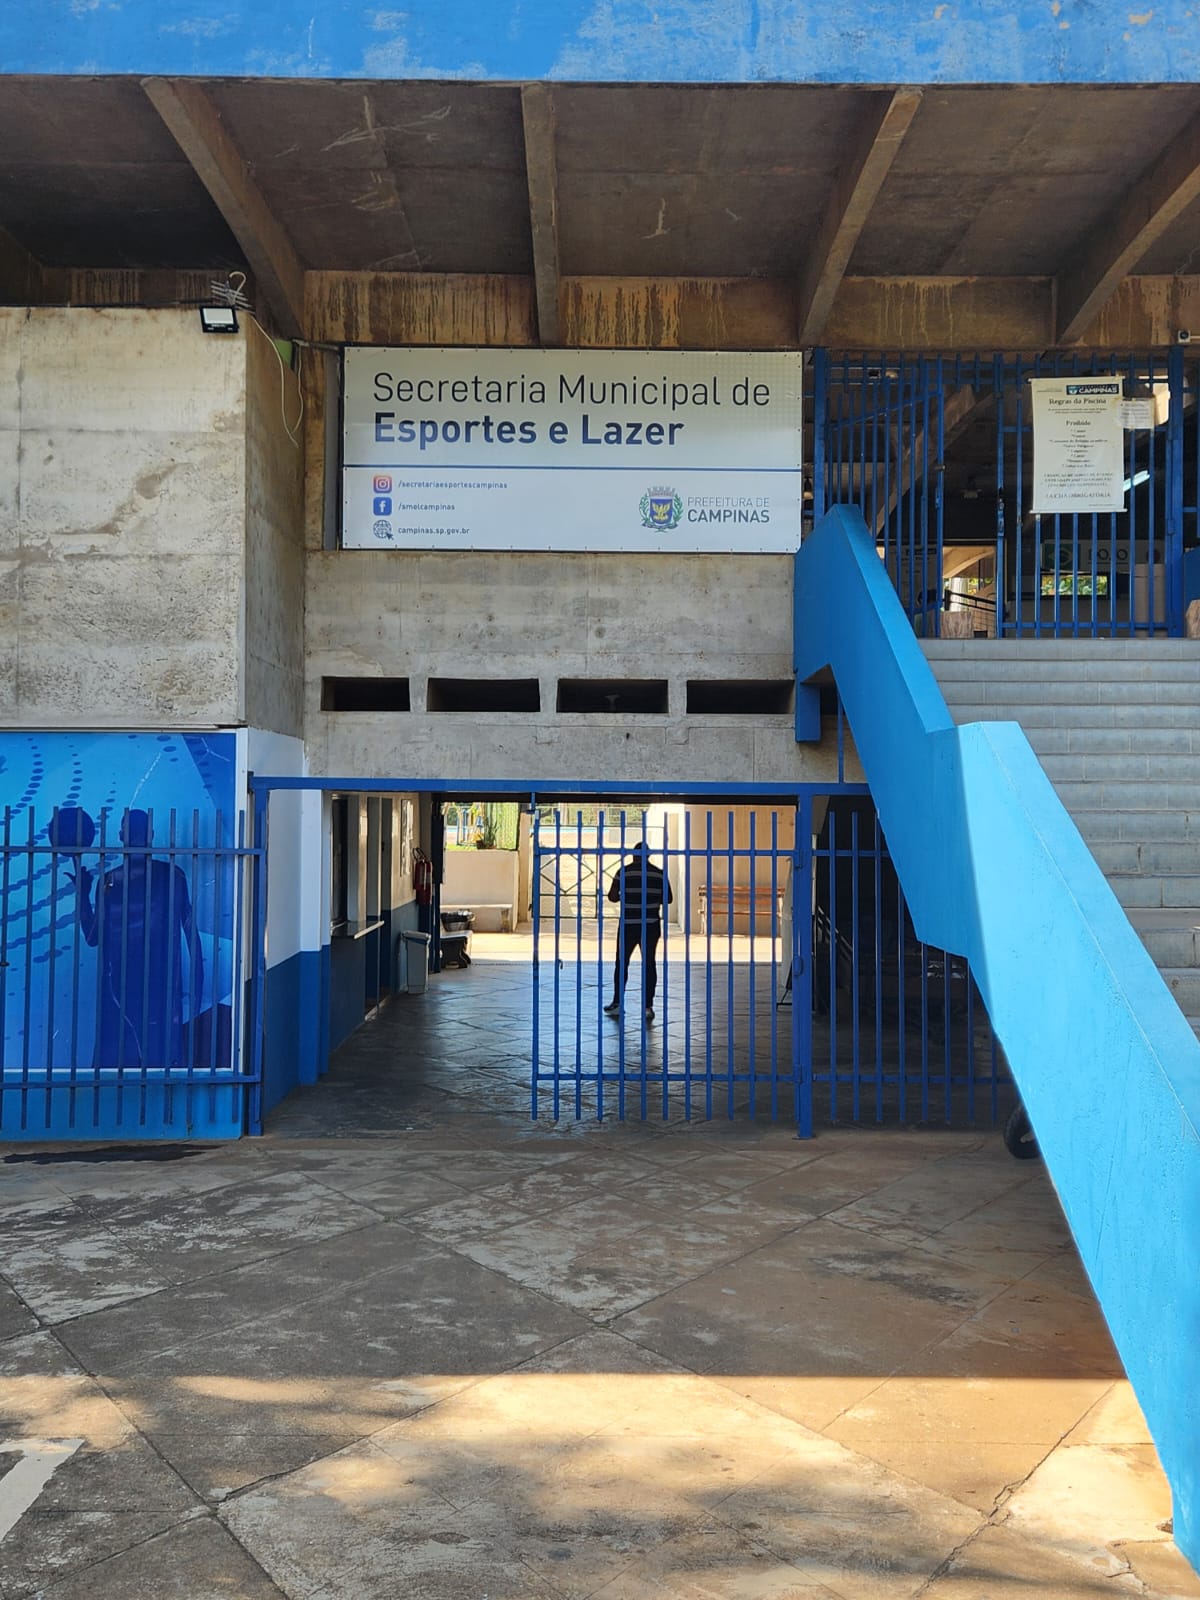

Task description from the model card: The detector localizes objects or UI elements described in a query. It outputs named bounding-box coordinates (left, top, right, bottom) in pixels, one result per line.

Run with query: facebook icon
left=373, top=495, right=392, bottom=516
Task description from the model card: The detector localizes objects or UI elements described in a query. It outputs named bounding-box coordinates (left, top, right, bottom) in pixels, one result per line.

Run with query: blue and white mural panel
left=1, top=732, right=243, bottom=1092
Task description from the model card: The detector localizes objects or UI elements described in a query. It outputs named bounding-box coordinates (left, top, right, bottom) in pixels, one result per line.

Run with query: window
left=556, top=679, right=669, bottom=714
left=427, top=678, right=541, bottom=712
left=321, top=677, right=410, bottom=711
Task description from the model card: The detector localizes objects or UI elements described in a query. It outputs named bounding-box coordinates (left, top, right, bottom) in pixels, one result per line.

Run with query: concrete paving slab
left=136, top=1430, right=364, bottom=1504
left=34, top=1514, right=288, bottom=1599
left=584, top=1518, right=843, bottom=1597
left=222, top=1443, right=569, bottom=1600
left=949, top=1279, right=1122, bottom=1372
left=1117, top=1539, right=1200, bottom=1599
left=919, top=1522, right=1150, bottom=1598
left=1004, top=1440, right=1175, bottom=1558
left=711, top=1436, right=984, bottom=1600
left=1067, top=1380, right=1156, bottom=1446
left=0, top=1287, right=35, bottom=1345
left=825, top=1373, right=1112, bottom=1448
left=823, top=1155, right=1032, bottom=1237
left=80, top=1170, right=383, bottom=1284
left=1, top=976, right=1195, bottom=1597
left=459, top=1189, right=803, bottom=1320
left=692, top=1149, right=951, bottom=1225
left=0, top=1380, right=196, bottom=1516
left=54, top=1222, right=433, bottom=1374
left=1, top=1222, right=175, bottom=1323
left=612, top=1218, right=1009, bottom=1379
left=896, top=1316, right=1124, bottom=1383
left=0, top=1508, right=199, bottom=1600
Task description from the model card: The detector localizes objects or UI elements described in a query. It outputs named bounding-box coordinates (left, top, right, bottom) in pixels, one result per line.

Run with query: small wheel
left=1003, top=1104, right=1040, bottom=1161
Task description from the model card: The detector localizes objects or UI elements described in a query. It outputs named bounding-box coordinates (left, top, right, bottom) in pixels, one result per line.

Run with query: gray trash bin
left=399, top=930, right=431, bottom=994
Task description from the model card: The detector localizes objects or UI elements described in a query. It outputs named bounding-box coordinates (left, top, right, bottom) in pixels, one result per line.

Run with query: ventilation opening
left=686, top=679, right=795, bottom=715
left=321, top=677, right=411, bottom=712
left=427, top=677, right=541, bottom=713
left=556, top=679, right=670, bottom=714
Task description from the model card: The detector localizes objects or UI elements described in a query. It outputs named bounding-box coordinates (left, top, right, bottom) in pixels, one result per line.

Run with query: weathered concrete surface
left=1, top=307, right=306, bottom=737
left=1, top=943, right=1196, bottom=1597
left=244, top=326, right=305, bottom=740
left=305, top=548, right=863, bottom=782
left=0, top=308, right=246, bottom=729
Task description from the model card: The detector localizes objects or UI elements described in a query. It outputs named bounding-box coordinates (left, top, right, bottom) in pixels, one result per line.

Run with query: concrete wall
left=0, top=307, right=246, bottom=728
left=443, top=848, right=520, bottom=915
left=4, top=1, right=1197, bottom=83
left=244, top=329, right=305, bottom=738
left=305, top=549, right=860, bottom=784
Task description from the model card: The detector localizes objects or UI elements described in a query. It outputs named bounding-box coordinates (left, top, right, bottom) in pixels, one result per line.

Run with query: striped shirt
left=608, top=856, right=672, bottom=923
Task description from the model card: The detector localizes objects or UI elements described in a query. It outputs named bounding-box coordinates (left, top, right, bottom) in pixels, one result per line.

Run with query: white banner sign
left=1029, top=377, right=1125, bottom=515
left=342, top=348, right=803, bottom=552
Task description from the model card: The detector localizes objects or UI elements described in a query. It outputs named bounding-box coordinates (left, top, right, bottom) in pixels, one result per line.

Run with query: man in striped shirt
left=604, top=842, right=672, bottom=1023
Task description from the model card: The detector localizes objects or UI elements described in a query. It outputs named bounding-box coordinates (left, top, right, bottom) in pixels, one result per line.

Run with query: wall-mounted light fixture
left=199, top=306, right=239, bottom=334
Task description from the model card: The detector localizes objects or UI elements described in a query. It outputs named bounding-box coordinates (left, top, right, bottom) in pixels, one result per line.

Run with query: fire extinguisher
left=413, top=847, right=434, bottom=906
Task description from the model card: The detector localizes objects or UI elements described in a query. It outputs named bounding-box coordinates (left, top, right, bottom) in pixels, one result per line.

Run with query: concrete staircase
left=923, top=639, right=1200, bottom=1028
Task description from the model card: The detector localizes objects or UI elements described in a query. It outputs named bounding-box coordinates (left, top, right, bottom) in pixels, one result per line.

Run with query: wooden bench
left=441, top=901, right=514, bottom=933
left=697, top=884, right=784, bottom=935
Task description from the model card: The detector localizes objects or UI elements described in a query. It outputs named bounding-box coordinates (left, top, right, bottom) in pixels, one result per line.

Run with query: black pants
left=612, top=920, right=661, bottom=1007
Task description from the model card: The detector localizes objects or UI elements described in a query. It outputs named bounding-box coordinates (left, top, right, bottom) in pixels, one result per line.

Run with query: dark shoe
left=644, top=1008, right=655, bottom=1022
left=603, top=1000, right=620, bottom=1016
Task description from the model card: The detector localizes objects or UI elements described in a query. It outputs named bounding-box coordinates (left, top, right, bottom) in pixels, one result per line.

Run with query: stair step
left=1108, top=875, right=1200, bottom=910
left=941, top=702, right=1200, bottom=730
left=1040, top=753, right=1200, bottom=784
left=929, top=658, right=1200, bottom=683
left=1090, top=841, right=1200, bottom=875
left=1126, top=908, right=1200, bottom=967
left=1022, top=727, right=1200, bottom=756
left=933, top=679, right=1200, bottom=707
left=1073, top=810, right=1200, bottom=843
left=1053, top=781, right=1200, bottom=812
left=923, top=640, right=1200, bottom=662
left=1160, top=969, right=1200, bottom=1012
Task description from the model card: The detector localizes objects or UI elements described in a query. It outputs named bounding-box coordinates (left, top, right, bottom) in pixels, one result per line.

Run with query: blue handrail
left=795, top=504, right=1200, bottom=1562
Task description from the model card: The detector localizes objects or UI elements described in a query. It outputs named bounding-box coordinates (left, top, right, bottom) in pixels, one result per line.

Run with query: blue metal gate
left=532, top=806, right=805, bottom=1126
left=531, top=798, right=1005, bottom=1132
left=814, top=349, right=1193, bottom=639
left=0, top=804, right=261, bottom=1141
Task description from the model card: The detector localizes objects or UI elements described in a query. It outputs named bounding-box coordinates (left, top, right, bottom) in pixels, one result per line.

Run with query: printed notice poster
left=1029, top=377, right=1125, bottom=514
left=341, top=348, right=803, bottom=553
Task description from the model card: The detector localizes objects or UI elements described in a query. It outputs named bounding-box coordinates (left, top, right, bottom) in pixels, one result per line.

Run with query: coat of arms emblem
left=640, top=487, right=683, bottom=531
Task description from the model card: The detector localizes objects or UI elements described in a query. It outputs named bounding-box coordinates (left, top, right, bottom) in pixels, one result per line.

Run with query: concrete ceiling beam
left=797, top=88, right=923, bottom=346
left=32, top=267, right=1200, bottom=354
left=142, top=77, right=306, bottom=339
left=0, top=224, right=43, bottom=301
left=1056, top=108, right=1200, bottom=346
left=521, top=84, right=561, bottom=347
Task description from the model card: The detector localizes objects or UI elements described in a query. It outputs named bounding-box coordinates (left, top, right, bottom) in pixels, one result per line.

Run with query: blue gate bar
left=524, top=791, right=1006, bottom=1133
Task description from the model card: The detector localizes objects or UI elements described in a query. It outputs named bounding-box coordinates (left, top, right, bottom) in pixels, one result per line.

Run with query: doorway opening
left=259, top=779, right=1009, bottom=1138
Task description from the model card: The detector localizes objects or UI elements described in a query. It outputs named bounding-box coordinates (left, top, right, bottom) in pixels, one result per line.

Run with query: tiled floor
left=1, top=935, right=1197, bottom=1598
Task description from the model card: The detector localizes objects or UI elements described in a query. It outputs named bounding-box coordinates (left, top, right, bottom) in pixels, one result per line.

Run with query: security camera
left=1177, top=329, right=1192, bottom=344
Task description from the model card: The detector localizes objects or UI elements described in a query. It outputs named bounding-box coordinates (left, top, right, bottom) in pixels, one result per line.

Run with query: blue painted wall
left=2, top=1, right=1197, bottom=83
left=261, top=947, right=325, bottom=1112
left=328, top=935, right=366, bottom=1056
left=795, top=505, right=1200, bottom=1564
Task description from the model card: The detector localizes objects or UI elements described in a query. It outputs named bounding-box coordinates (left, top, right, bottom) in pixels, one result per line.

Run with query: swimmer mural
left=0, top=732, right=246, bottom=1138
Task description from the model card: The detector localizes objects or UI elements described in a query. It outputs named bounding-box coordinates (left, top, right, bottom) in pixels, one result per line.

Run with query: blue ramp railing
left=795, top=504, right=1200, bottom=1564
